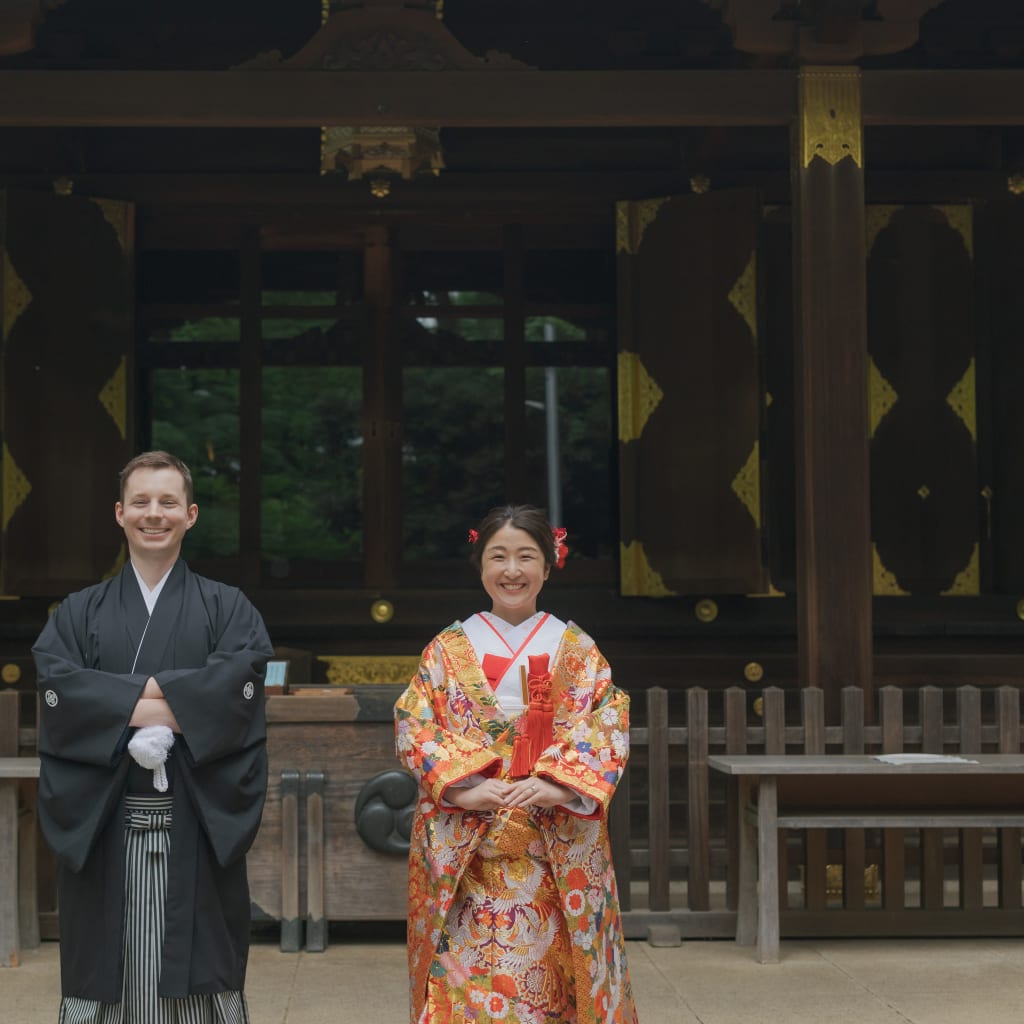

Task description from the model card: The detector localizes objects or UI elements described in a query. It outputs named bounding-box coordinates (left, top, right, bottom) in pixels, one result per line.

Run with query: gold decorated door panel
left=617, top=190, right=765, bottom=596
left=867, top=204, right=978, bottom=595
left=1, top=188, right=134, bottom=595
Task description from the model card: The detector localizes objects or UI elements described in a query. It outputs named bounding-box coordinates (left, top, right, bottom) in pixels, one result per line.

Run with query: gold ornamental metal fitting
left=743, top=661, right=764, bottom=684
left=1, top=663, right=20, bottom=684
left=370, top=599, right=394, bottom=624
left=753, top=696, right=764, bottom=718
left=694, top=598, right=718, bottom=623
left=1017, top=598, right=1024, bottom=622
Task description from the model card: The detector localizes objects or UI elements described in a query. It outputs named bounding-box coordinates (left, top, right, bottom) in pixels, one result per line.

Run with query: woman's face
left=480, top=523, right=551, bottom=625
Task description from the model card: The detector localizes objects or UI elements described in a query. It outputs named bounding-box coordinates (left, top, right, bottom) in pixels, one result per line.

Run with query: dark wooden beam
left=862, top=71, right=1024, bottom=126
left=0, top=68, right=1021, bottom=128
left=3, top=169, right=1019, bottom=214
left=0, top=70, right=795, bottom=127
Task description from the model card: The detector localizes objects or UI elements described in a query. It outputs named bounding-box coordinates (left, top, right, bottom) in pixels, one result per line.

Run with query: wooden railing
left=610, top=684, right=1024, bottom=942
left=8, top=682, right=1024, bottom=944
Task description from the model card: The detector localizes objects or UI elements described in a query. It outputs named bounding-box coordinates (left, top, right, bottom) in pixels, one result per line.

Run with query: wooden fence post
left=996, top=686, right=1022, bottom=909
left=647, top=687, right=670, bottom=912
left=724, top=687, right=747, bottom=911
left=687, top=688, right=710, bottom=911
left=879, top=686, right=905, bottom=911
left=841, top=686, right=866, bottom=911
left=802, top=687, right=827, bottom=911
left=762, top=688, right=786, bottom=755
left=920, top=686, right=946, bottom=911
left=762, top=688, right=787, bottom=907
left=957, top=687, right=983, bottom=910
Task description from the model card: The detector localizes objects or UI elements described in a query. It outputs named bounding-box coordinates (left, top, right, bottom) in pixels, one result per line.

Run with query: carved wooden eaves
left=0, top=0, right=65, bottom=56
left=703, top=0, right=944, bottom=62
left=237, top=0, right=533, bottom=72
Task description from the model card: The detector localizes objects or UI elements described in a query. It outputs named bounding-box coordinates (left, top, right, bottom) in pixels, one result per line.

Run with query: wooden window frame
left=139, top=221, right=616, bottom=590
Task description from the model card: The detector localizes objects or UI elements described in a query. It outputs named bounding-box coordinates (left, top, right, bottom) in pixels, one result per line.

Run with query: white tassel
left=128, top=725, right=175, bottom=793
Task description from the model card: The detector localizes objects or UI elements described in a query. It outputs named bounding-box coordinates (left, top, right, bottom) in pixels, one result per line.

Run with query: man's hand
left=142, top=676, right=164, bottom=698
left=130, top=697, right=181, bottom=733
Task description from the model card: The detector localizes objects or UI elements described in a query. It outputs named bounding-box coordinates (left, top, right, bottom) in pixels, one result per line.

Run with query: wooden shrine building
left=1, top=0, right=1024, bottom=944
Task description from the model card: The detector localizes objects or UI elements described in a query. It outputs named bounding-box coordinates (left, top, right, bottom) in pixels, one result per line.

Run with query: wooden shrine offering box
left=248, top=684, right=412, bottom=927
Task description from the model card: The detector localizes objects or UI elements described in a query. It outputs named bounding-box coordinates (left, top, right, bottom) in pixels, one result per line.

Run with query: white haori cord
left=128, top=726, right=175, bottom=792
left=127, top=614, right=175, bottom=792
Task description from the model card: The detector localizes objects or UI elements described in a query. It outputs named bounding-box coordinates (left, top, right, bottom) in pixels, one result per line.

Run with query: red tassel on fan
left=510, top=734, right=533, bottom=778
left=526, top=703, right=554, bottom=764
left=525, top=654, right=554, bottom=763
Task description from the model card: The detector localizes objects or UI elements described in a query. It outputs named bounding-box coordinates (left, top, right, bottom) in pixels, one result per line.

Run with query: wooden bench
left=0, top=756, right=41, bottom=967
left=708, top=754, right=1024, bottom=963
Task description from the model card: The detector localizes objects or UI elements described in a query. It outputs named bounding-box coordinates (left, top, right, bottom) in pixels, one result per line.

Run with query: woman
left=395, top=505, right=637, bottom=1024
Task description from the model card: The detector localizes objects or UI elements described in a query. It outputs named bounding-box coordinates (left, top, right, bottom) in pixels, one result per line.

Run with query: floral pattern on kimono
left=395, top=619, right=637, bottom=1024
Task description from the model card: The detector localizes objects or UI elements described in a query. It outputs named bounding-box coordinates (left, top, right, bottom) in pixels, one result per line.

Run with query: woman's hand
left=504, top=776, right=574, bottom=810
left=445, top=778, right=514, bottom=811
left=445, top=776, right=576, bottom=811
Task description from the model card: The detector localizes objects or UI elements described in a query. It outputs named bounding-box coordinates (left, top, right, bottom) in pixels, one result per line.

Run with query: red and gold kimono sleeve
left=394, top=625, right=509, bottom=1020
left=394, top=630, right=504, bottom=804
left=533, top=624, right=630, bottom=819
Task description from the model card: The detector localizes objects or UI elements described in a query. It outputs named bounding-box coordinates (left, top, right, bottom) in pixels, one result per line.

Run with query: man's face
left=115, top=466, right=198, bottom=561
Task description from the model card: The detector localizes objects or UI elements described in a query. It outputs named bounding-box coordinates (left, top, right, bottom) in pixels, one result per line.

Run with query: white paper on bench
left=873, top=753, right=980, bottom=764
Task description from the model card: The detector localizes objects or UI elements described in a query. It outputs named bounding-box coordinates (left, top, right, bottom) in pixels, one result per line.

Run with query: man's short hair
left=119, top=451, right=194, bottom=505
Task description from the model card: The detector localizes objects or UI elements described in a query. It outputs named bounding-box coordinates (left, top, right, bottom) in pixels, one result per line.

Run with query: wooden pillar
left=791, top=66, right=873, bottom=716
left=362, top=226, right=401, bottom=589
left=239, top=225, right=263, bottom=587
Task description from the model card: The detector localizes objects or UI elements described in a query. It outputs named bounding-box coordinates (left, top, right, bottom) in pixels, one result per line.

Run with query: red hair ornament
left=552, top=527, right=568, bottom=569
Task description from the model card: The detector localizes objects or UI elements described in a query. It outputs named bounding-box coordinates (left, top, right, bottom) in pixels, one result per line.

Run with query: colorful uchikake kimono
left=395, top=612, right=637, bottom=1024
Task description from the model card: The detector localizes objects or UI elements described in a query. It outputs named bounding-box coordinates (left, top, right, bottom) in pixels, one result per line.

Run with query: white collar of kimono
left=478, top=610, right=548, bottom=641
left=463, top=611, right=566, bottom=713
left=130, top=561, right=174, bottom=615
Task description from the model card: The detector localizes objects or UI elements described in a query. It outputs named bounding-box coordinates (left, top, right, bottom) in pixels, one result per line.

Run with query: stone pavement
left=5, top=933, right=1024, bottom=1023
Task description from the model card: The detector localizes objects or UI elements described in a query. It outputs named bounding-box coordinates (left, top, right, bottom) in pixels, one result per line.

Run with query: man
left=33, top=450, right=273, bottom=1023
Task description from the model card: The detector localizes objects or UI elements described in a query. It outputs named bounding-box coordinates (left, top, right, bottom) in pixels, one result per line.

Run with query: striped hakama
left=59, top=796, right=249, bottom=1024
